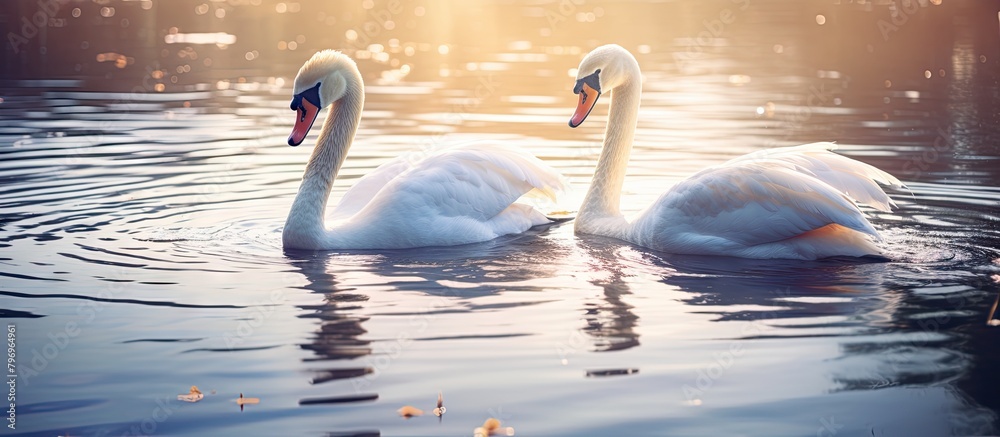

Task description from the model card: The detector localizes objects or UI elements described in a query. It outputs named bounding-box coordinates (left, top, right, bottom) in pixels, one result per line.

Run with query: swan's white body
left=282, top=51, right=564, bottom=250
left=570, top=45, right=903, bottom=260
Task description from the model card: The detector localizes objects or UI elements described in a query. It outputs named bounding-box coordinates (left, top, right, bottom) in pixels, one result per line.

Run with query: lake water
left=2, top=0, right=1000, bottom=436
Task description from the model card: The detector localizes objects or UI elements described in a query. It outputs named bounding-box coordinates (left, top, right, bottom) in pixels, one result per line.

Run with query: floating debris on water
left=236, top=393, right=260, bottom=405
left=397, top=405, right=424, bottom=417
left=434, top=391, right=446, bottom=417
left=299, top=394, right=379, bottom=405
left=585, top=368, right=639, bottom=377
left=177, top=385, right=204, bottom=403
left=473, top=417, right=514, bottom=436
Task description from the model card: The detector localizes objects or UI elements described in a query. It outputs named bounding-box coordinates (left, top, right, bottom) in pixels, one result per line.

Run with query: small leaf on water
left=397, top=405, right=423, bottom=417
left=473, top=417, right=513, bottom=436
left=236, top=393, right=260, bottom=405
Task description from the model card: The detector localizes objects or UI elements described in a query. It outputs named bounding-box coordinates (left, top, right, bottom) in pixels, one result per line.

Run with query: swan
left=568, top=44, right=904, bottom=260
left=282, top=50, right=564, bottom=250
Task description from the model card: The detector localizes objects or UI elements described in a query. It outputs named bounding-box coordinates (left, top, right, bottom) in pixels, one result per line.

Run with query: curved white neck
left=576, top=69, right=641, bottom=238
left=283, top=84, right=364, bottom=248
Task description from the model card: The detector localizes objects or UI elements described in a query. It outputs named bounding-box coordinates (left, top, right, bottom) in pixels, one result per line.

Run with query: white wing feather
left=328, top=143, right=566, bottom=248
left=631, top=144, right=901, bottom=259
left=330, top=156, right=414, bottom=220
left=723, top=142, right=904, bottom=212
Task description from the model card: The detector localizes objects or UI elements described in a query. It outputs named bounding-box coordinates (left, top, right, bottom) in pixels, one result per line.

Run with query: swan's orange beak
left=569, top=83, right=600, bottom=128
left=288, top=99, right=320, bottom=147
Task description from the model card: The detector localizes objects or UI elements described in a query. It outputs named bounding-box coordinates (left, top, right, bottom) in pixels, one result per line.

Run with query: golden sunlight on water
left=1, top=0, right=1000, bottom=436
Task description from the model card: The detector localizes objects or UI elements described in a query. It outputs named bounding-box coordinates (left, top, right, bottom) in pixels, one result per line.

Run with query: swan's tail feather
left=787, top=223, right=885, bottom=259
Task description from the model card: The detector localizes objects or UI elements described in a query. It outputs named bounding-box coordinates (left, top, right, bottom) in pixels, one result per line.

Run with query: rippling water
left=2, top=0, right=1000, bottom=436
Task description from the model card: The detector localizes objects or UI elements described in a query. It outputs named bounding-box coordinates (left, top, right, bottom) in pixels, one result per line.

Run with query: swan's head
left=288, top=50, right=362, bottom=146
left=569, top=44, right=639, bottom=128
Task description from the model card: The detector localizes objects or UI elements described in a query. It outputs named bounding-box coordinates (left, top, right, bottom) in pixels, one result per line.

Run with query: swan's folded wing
left=331, top=155, right=414, bottom=220
left=647, top=163, right=880, bottom=248
left=454, top=142, right=568, bottom=203
left=722, top=142, right=904, bottom=212
left=350, top=143, right=567, bottom=223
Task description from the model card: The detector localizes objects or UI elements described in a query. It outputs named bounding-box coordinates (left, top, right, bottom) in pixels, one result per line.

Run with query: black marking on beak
left=289, top=82, right=322, bottom=112
left=573, top=69, right=601, bottom=95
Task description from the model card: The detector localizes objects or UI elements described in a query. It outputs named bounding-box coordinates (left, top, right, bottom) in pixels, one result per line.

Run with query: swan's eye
left=574, top=70, right=602, bottom=95
left=301, top=82, right=322, bottom=108
left=583, top=71, right=601, bottom=92
left=290, top=82, right=322, bottom=112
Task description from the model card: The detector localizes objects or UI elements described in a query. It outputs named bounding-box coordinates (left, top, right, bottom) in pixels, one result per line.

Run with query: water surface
left=2, top=0, right=1000, bottom=435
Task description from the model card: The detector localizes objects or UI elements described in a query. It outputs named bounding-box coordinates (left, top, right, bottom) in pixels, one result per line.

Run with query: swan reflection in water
left=283, top=221, right=995, bottom=434
left=576, top=236, right=642, bottom=354
left=651, top=253, right=996, bottom=434
left=286, top=223, right=647, bottom=385
left=286, top=227, right=568, bottom=397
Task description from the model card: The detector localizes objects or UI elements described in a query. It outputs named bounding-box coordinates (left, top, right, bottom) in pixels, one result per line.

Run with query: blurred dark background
left=2, top=0, right=998, bottom=90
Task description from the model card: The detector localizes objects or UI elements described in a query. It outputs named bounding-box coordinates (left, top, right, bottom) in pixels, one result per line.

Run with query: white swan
left=568, top=44, right=904, bottom=260
left=282, top=50, right=564, bottom=250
